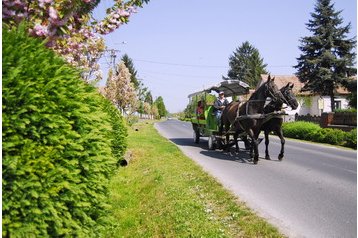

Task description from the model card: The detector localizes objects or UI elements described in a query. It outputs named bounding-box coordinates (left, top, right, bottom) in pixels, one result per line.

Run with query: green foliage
left=295, top=0, right=356, bottom=110
left=2, top=24, right=126, bottom=237
left=101, top=98, right=128, bottom=164
left=226, top=41, right=268, bottom=87
left=345, top=80, right=357, bottom=108
left=297, top=96, right=312, bottom=107
left=314, top=128, right=346, bottom=145
left=282, top=121, right=321, bottom=140
left=185, top=93, right=216, bottom=119
left=345, top=129, right=357, bottom=149
left=121, top=54, right=139, bottom=89
left=334, top=108, right=357, bottom=113
left=282, top=121, right=356, bottom=149
left=154, top=96, right=168, bottom=118
left=125, top=115, right=140, bottom=126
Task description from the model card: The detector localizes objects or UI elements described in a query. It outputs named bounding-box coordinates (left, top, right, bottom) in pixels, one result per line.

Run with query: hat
left=219, top=91, right=224, bottom=95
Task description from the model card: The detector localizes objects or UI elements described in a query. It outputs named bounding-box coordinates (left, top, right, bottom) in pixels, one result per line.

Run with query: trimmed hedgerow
left=282, top=121, right=356, bottom=149
left=3, top=25, right=126, bottom=237
left=281, top=121, right=321, bottom=141
left=101, top=98, right=128, bottom=165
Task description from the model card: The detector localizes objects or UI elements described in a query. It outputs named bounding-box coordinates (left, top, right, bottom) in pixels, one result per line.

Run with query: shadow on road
left=169, top=137, right=267, bottom=164
left=169, top=138, right=207, bottom=149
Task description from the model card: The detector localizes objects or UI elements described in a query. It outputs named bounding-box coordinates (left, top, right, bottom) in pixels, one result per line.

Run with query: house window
left=334, top=100, right=341, bottom=110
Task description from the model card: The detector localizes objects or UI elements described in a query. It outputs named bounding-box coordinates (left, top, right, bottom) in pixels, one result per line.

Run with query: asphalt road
left=155, top=119, right=357, bottom=238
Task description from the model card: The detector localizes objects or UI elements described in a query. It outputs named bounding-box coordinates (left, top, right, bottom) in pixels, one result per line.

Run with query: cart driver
left=213, top=91, right=229, bottom=124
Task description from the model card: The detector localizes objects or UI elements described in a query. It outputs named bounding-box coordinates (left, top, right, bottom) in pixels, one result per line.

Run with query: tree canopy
left=225, top=41, right=268, bottom=88
left=154, top=96, right=168, bottom=118
left=294, top=0, right=356, bottom=111
left=105, top=62, right=137, bottom=114
left=121, top=54, right=140, bottom=89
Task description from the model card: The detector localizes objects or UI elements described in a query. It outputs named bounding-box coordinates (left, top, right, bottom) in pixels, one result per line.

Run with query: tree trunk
left=330, top=94, right=335, bottom=112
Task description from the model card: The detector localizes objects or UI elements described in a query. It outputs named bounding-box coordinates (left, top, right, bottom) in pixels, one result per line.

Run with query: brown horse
left=220, top=75, right=286, bottom=164
left=259, top=83, right=298, bottom=161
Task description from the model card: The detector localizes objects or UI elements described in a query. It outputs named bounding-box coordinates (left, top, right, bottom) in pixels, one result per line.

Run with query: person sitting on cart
left=213, top=91, right=229, bottom=124
left=196, top=100, right=204, bottom=119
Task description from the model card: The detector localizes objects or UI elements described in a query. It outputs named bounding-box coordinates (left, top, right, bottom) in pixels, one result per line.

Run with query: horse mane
left=248, top=81, right=267, bottom=101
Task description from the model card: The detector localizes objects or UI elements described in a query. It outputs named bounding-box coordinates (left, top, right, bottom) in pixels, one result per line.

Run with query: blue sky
left=93, top=0, right=357, bottom=113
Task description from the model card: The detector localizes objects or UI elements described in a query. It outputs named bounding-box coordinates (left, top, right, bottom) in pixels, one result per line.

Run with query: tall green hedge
left=3, top=25, right=127, bottom=237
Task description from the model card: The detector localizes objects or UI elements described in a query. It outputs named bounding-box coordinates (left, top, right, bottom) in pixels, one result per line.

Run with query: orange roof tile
left=259, top=74, right=353, bottom=96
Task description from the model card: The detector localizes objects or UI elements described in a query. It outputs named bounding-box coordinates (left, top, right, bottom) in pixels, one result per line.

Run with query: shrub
left=3, top=24, right=126, bottom=237
left=345, top=129, right=357, bottom=149
left=282, top=121, right=321, bottom=140
left=334, top=108, right=357, bottom=113
left=125, top=114, right=139, bottom=126
left=315, top=128, right=346, bottom=145
left=102, top=99, right=128, bottom=164
left=283, top=121, right=357, bottom=149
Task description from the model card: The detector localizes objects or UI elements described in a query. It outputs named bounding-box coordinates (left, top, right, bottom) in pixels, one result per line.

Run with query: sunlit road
left=155, top=119, right=357, bottom=238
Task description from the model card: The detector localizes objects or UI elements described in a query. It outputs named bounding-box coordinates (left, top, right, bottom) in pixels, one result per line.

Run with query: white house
left=258, top=74, right=353, bottom=119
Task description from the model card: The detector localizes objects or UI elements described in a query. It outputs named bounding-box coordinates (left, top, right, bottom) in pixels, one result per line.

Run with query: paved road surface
left=155, top=119, right=357, bottom=238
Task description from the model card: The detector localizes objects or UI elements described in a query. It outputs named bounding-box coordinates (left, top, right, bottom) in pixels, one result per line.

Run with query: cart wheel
left=216, top=137, right=224, bottom=150
left=193, top=129, right=200, bottom=144
left=208, top=135, right=216, bottom=150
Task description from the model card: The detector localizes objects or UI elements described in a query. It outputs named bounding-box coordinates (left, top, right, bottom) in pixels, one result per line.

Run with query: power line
left=132, top=59, right=228, bottom=68
left=140, top=70, right=220, bottom=79
left=132, top=58, right=293, bottom=69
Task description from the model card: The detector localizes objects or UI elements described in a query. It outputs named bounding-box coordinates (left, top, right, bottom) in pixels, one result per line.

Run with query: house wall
left=294, top=95, right=350, bottom=116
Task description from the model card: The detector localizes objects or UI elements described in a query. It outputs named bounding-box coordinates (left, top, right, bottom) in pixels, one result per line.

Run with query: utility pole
left=105, top=49, right=120, bottom=68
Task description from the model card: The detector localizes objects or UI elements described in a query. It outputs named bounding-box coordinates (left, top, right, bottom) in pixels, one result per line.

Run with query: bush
left=102, top=99, right=128, bottom=164
left=125, top=114, right=139, bottom=126
left=315, top=128, right=346, bottom=145
left=334, top=108, right=357, bottom=113
left=3, top=25, right=126, bottom=237
left=282, top=121, right=357, bottom=149
left=345, top=129, right=357, bottom=149
left=282, top=121, right=321, bottom=140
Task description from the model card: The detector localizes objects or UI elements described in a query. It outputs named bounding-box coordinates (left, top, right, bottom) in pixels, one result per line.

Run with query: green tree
left=154, top=96, right=168, bottom=118
left=294, top=0, right=356, bottom=111
left=121, top=54, right=140, bottom=89
left=344, top=80, right=357, bottom=108
left=225, top=41, right=268, bottom=87
left=144, top=91, right=154, bottom=104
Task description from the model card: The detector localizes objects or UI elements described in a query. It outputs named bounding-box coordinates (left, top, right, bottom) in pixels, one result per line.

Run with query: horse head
left=264, top=75, right=287, bottom=105
left=281, top=83, right=298, bottom=110
left=263, top=82, right=299, bottom=113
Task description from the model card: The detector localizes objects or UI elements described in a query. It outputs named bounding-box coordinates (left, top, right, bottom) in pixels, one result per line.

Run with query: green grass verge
left=104, top=121, right=284, bottom=237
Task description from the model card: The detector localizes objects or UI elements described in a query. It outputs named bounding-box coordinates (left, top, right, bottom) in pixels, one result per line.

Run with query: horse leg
left=234, top=133, right=239, bottom=153
left=242, top=135, right=251, bottom=150
left=247, top=129, right=259, bottom=164
left=277, top=128, right=285, bottom=161
left=225, top=124, right=230, bottom=152
left=264, top=130, right=271, bottom=160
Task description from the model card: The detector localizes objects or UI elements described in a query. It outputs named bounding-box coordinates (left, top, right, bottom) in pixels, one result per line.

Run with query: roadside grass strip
left=105, top=121, right=284, bottom=238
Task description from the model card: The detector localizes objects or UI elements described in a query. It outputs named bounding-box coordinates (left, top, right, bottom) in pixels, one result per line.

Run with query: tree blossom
left=104, top=62, right=137, bottom=114
left=2, top=0, right=148, bottom=82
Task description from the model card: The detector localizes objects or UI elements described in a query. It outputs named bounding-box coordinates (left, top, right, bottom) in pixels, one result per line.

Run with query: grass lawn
left=104, top=121, right=284, bottom=238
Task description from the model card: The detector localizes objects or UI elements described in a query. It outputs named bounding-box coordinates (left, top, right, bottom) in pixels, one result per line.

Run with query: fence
left=294, top=112, right=356, bottom=131
left=295, top=113, right=321, bottom=124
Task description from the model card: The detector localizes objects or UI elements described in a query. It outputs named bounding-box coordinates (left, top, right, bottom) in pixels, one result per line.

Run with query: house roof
left=259, top=74, right=353, bottom=96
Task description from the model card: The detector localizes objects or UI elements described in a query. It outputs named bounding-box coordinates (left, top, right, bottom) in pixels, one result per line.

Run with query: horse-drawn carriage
left=188, top=79, right=250, bottom=149
left=188, top=76, right=298, bottom=164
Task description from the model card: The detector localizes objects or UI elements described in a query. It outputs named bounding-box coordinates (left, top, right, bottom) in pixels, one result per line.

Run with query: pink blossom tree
left=2, top=0, right=149, bottom=82
left=104, top=62, right=137, bottom=114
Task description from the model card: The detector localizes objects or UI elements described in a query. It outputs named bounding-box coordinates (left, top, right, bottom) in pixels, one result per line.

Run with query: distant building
left=258, top=74, right=354, bottom=118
